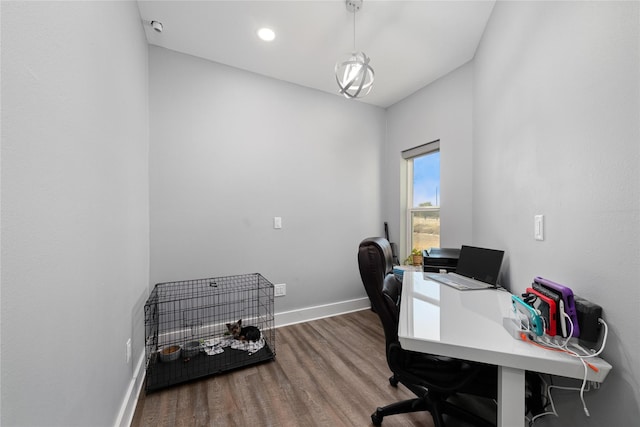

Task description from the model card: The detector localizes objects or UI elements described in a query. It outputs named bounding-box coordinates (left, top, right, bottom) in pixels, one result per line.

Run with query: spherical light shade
left=335, top=51, right=374, bottom=99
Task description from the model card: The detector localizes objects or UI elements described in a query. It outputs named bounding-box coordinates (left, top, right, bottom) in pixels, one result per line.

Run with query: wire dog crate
left=144, top=273, right=275, bottom=392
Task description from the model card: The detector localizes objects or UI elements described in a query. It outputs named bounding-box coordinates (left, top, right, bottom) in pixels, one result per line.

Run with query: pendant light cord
left=352, top=8, right=356, bottom=51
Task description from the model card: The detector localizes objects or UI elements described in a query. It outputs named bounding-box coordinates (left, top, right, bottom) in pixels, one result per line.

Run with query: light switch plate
left=534, top=215, right=544, bottom=241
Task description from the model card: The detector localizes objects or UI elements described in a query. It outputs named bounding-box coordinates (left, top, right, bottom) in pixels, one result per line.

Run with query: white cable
left=527, top=375, right=556, bottom=426
left=541, top=317, right=608, bottom=360
left=567, top=318, right=609, bottom=416
left=578, top=357, right=590, bottom=416
left=550, top=314, right=589, bottom=415
left=529, top=316, right=610, bottom=420
left=530, top=378, right=559, bottom=425
left=570, top=318, right=609, bottom=358
left=562, top=312, right=574, bottom=348
left=529, top=381, right=594, bottom=425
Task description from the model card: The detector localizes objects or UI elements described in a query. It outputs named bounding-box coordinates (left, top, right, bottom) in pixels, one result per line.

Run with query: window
left=402, top=141, right=440, bottom=254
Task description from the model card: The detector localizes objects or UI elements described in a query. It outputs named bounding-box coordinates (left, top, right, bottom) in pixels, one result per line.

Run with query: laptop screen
left=455, top=245, right=505, bottom=285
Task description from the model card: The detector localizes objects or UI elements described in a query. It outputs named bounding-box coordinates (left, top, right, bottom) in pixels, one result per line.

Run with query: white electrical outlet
left=274, top=217, right=282, bottom=229
left=274, top=283, right=286, bottom=297
left=126, top=338, right=132, bottom=363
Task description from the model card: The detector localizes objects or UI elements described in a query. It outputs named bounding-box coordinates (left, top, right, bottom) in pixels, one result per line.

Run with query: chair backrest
left=357, top=237, right=402, bottom=348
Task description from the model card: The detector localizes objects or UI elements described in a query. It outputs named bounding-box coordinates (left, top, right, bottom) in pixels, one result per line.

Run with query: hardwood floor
left=131, top=309, right=435, bottom=427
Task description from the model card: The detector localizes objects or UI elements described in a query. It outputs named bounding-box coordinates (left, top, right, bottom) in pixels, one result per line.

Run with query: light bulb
left=257, top=28, right=275, bottom=42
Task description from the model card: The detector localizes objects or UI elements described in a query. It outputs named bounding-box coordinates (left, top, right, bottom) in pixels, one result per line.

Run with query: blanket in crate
left=202, top=334, right=265, bottom=356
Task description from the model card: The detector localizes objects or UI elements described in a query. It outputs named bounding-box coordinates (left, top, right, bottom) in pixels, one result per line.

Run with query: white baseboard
left=115, top=297, right=371, bottom=427
left=274, top=297, right=371, bottom=328
left=114, top=351, right=146, bottom=427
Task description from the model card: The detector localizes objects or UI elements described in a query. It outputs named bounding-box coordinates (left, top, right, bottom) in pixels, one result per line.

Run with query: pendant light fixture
left=335, top=0, right=374, bottom=99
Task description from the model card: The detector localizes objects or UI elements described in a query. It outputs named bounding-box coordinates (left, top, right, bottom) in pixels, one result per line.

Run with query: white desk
left=398, top=272, right=612, bottom=427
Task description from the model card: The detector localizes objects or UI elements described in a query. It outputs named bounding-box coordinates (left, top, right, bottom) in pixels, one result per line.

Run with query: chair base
left=371, top=397, right=428, bottom=426
left=370, top=394, right=496, bottom=427
left=389, top=374, right=399, bottom=387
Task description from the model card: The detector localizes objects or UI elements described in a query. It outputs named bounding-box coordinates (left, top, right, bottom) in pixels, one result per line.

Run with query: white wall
left=474, top=1, right=640, bottom=425
left=148, top=47, right=385, bottom=315
left=385, top=62, right=475, bottom=256
left=1, top=2, right=149, bottom=426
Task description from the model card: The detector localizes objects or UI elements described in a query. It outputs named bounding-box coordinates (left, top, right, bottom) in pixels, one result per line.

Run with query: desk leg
left=497, top=366, right=525, bottom=427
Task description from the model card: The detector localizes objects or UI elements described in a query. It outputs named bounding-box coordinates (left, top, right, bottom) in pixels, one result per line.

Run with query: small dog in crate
left=225, top=319, right=261, bottom=342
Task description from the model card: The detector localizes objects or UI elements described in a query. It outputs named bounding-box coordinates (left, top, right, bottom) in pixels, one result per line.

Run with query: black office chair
left=357, top=237, right=498, bottom=427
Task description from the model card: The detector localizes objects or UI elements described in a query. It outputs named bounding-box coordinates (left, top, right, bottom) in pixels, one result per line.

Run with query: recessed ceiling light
left=257, top=27, right=276, bottom=42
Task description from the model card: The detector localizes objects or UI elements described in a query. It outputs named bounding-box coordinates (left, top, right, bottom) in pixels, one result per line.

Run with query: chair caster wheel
left=371, top=409, right=383, bottom=426
left=389, top=375, right=399, bottom=387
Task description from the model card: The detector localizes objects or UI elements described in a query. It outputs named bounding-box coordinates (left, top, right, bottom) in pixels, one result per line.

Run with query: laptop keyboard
left=427, top=273, right=489, bottom=290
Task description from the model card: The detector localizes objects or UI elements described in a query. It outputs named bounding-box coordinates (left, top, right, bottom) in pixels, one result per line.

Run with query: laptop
left=425, top=245, right=505, bottom=290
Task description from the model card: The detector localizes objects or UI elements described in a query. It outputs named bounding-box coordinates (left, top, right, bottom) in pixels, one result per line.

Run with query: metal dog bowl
left=159, top=345, right=181, bottom=362
left=182, top=341, right=201, bottom=358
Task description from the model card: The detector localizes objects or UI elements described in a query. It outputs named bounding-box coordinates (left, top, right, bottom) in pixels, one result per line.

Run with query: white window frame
left=401, top=140, right=440, bottom=258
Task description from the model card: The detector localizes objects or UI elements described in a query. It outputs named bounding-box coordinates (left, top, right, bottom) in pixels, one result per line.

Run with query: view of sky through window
left=413, top=151, right=440, bottom=207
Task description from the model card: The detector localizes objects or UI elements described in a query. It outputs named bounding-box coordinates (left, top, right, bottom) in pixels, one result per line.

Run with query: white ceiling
left=137, top=0, right=495, bottom=108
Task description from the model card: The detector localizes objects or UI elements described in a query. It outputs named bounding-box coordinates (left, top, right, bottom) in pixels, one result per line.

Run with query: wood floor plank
left=131, top=309, right=435, bottom=427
